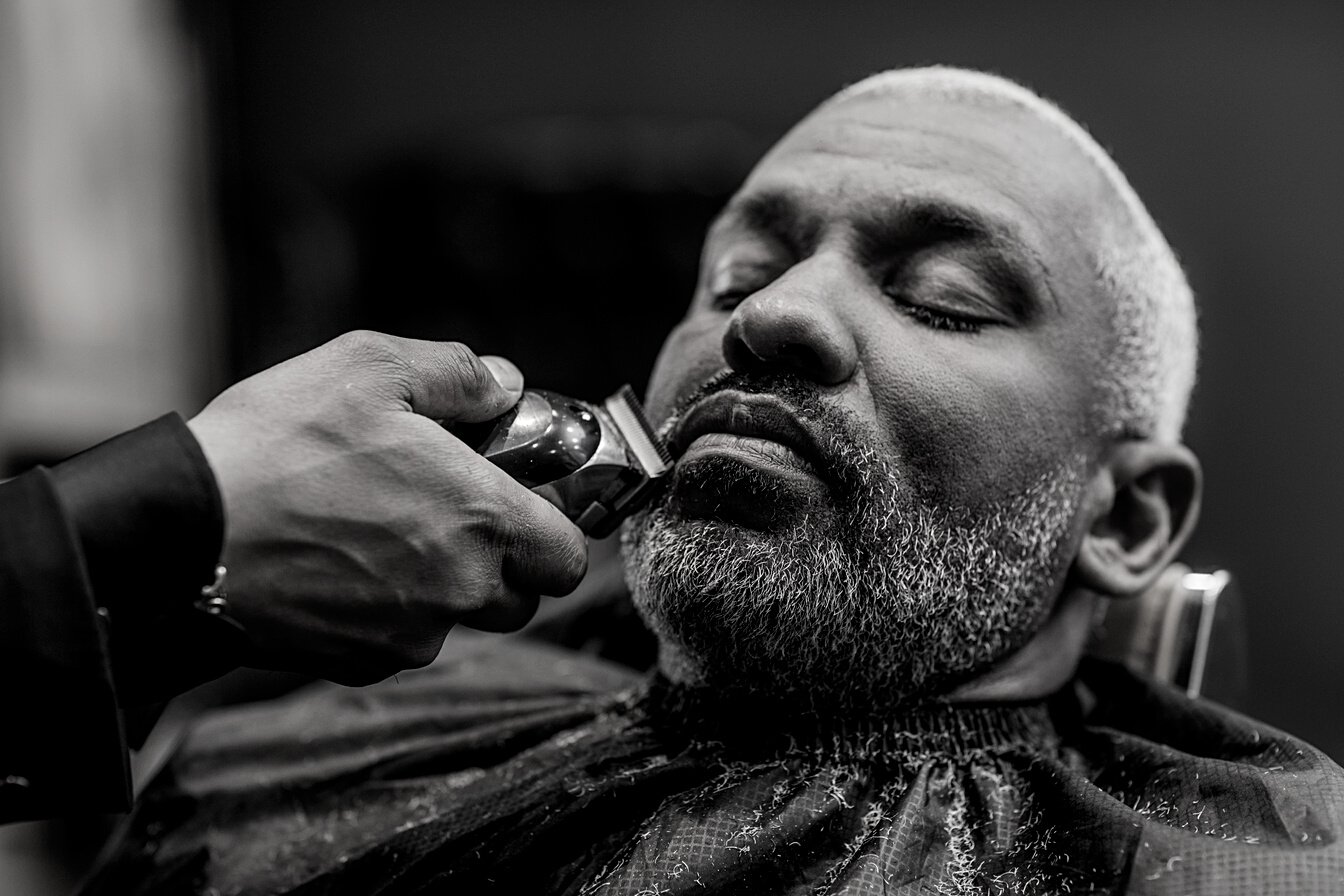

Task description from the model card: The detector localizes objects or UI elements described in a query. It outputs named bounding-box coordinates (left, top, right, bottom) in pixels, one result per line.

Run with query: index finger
left=348, top=333, right=525, bottom=423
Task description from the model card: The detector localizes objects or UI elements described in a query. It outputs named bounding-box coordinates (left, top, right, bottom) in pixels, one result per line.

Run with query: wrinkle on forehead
left=810, top=94, right=1104, bottom=213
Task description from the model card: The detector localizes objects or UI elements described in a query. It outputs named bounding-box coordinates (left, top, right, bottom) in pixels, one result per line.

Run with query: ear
left=1073, top=441, right=1202, bottom=598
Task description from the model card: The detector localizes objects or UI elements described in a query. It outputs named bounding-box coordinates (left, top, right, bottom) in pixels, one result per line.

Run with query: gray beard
left=621, top=382, right=1087, bottom=712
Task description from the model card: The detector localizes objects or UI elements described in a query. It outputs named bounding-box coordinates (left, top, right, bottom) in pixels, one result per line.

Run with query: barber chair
left=1088, top=563, right=1246, bottom=707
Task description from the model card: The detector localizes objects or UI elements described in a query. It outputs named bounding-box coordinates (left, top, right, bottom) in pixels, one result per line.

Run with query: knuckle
left=330, top=330, right=418, bottom=406
left=333, top=329, right=398, bottom=360
left=457, top=585, right=490, bottom=616
left=553, top=531, right=588, bottom=593
left=500, top=495, right=588, bottom=595
left=437, top=341, right=492, bottom=398
left=451, top=560, right=498, bottom=615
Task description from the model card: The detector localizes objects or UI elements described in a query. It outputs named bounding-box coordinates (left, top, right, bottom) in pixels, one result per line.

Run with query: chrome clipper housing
left=459, top=385, right=672, bottom=537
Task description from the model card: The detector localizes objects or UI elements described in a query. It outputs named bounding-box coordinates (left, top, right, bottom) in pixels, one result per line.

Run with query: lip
left=670, top=391, right=827, bottom=478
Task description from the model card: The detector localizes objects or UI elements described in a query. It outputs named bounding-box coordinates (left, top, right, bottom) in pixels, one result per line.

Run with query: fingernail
left=482, top=356, right=524, bottom=393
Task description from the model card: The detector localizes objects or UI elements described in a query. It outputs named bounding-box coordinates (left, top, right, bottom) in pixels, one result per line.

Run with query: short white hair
left=828, top=67, right=1197, bottom=442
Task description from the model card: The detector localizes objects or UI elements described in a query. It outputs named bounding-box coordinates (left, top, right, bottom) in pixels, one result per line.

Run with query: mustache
left=662, top=371, right=834, bottom=432
left=660, top=371, right=884, bottom=499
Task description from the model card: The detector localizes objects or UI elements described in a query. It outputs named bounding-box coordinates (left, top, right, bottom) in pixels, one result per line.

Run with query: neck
left=946, top=588, right=1099, bottom=703
left=652, top=588, right=1099, bottom=714
left=639, top=668, right=1061, bottom=761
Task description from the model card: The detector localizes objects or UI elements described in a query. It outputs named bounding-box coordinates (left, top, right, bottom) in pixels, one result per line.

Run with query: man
left=83, top=67, right=1344, bottom=895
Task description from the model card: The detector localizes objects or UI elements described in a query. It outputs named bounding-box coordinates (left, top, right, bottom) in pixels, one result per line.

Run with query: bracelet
left=193, top=563, right=249, bottom=643
left=195, top=564, right=230, bottom=616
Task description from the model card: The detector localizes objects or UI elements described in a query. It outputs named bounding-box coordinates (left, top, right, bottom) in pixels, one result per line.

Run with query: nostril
left=720, top=320, right=759, bottom=371
left=723, top=331, right=820, bottom=379
left=721, top=286, right=858, bottom=386
left=775, top=343, right=813, bottom=366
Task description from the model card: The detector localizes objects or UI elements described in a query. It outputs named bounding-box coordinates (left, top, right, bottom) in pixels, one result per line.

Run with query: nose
left=721, top=258, right=860, bottom=386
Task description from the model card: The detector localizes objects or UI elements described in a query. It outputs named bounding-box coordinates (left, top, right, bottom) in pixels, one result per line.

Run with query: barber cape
left=83, top=636, right=1344, bottom=895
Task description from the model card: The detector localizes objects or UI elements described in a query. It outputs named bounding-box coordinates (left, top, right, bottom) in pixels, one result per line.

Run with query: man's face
left=624, top=89, right=1121, bottom=706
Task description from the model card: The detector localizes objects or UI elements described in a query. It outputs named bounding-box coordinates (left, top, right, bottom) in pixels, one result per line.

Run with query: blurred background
left=0, top=1, right=1341, bottom=891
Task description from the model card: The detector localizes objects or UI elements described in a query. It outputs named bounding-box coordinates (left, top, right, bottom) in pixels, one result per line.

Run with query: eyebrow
left=714, top=189, right=1057, bottom=316
left=713, top=192, right=823, bottom=256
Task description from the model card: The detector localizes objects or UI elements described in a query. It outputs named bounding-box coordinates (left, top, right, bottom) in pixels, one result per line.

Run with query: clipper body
left=459, top=386, right=672, bottom=537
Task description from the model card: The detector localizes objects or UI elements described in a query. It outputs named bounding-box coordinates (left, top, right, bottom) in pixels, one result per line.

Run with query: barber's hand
left=186, top=330, right=587, bottom=685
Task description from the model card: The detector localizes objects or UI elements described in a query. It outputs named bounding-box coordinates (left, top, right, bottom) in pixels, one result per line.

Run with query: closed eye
left=706, top=261, right=781, bottom=310
left=882, top=254, right=1013, bottom=334
left=709, top=285, right=756, bottom=310
left=893, top=299, right=986, bottom=333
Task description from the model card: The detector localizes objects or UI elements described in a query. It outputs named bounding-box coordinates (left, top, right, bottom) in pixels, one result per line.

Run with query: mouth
left=669, top=391, right=828, bottom=482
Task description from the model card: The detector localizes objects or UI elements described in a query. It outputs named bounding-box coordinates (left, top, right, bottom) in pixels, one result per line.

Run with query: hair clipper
left=453, top=385, right=673, bottom=537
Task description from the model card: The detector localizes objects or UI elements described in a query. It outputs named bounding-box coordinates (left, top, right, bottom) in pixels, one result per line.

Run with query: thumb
left=381, top=338, right=524, bottom=423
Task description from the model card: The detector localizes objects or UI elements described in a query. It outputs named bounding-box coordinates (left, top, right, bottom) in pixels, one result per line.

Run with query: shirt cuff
left=49, top=413, right=240, bottom=705
left=48, top=412, right=225, bottom=622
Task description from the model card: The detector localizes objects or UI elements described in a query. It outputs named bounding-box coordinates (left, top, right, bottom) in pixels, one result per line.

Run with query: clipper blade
left=604, top=385, right=672, bottom=478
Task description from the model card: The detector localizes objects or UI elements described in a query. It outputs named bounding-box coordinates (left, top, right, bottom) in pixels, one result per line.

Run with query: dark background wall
left=192, top=1, right=1344, bottom=756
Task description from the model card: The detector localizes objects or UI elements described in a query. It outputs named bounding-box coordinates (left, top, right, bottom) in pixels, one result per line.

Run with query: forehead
left=733, top=90, right=1112, bottom=297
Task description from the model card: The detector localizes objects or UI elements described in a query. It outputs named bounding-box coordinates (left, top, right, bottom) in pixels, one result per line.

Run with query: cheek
left=864, top=340, right=1089, bottom=507
left=645, top=314, right=727, bottom=427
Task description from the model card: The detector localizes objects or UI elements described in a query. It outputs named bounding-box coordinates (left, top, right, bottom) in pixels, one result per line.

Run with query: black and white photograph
left=1, top=2, right=1342, bottom=893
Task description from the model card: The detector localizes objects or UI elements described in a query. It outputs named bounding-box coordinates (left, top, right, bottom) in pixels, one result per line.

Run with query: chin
left=620, top=455, right=1089, bottom=713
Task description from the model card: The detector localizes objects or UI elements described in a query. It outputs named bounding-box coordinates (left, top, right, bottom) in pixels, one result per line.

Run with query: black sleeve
left=48, top=412, right=224, bottom=628
left=0, top=413, right=229, bottom=823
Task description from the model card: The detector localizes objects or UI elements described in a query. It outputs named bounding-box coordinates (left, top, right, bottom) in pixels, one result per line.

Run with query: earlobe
left=1074, top=441, right=1202, bottom=598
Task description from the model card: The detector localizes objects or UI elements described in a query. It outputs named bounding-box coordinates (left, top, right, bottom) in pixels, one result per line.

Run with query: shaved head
left=829, top=67, right=1197, bottom=442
